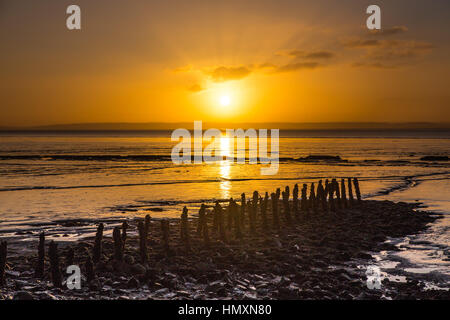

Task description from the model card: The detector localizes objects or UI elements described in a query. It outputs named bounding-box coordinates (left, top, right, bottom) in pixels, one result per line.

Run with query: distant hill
left=1, top=122, right=450, bottom=132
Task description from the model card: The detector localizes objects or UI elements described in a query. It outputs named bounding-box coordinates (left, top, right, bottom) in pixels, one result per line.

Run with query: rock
left=130, top=263, right=146, bottom=275
left=127, top=277, right=140, bottom=289
left=124, top=255, right=135, bottom=265
left=14, top=291, right=34, bottom=300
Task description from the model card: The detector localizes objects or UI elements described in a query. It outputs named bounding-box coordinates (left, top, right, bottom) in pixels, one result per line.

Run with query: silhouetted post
left=282, top=187, right=292, bottom=223
left=48, top=241, right=62, bottom=288
left=240, top=193, right=246, bottom=231
left=161, top=220, right=170, bottom=254
left=271, top=192, right=280, bottom=230
left=202, top=216, right=210, bottom=246
left=144, top=214, right=151, bottom=240
left=301, top=184, right=308, bottom=213
left=85, top=255, right=95, bottom=283
left=333, top=179, right=342, bottom=209
left=328, top=182, right=336, bottom=212
left=93, top=223, right=104, bottom=263
left=246, top=199, right=253, bottom=234
left=112, top=226, right=123, bottom=261
left=66, top=247, right=74, bottom=267
left=260, top=192, right=269, bottom=230
left=340, top=178, right=347, bottom=208
left=197, top=204, right=206, bottom=236
left=35, top=232, right=45, bottom=278
left=121, top=221, right=128, bottom=250
left=138, top=221, right=148, bottom=262
left=309, top=183, right=317, bottom=214
left=251, top=191, right=259, bottom=233
left=353, top=178, right=362, bottom=203
left=317, top=180, right=328, bottom=213
left=293, top=184, right=299, bottom=219
left=324, top=179, right=330, bottom=200
left=227, top=199, right=233, bottom=231
left=348, top=178, right=354, bottom=205
left=0, top=241, right=6, bottom=286
left=180, top=206, right=191, bottom=251
left=230, top=199, right=242, bottom=239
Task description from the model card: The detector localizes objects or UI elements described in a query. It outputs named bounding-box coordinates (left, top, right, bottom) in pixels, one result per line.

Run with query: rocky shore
left=0, top=179, right=447, bottom=300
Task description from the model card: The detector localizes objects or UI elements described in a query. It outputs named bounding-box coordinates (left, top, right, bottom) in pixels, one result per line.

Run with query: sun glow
left=219, top=95, right=231, bottom=107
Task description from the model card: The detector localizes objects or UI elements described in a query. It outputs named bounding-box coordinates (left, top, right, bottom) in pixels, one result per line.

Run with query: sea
left=0, top=129, right=449, bottom=289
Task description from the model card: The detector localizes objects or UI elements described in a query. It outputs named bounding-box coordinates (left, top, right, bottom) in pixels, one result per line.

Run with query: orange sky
left=1, top=0, right=449, bottom=126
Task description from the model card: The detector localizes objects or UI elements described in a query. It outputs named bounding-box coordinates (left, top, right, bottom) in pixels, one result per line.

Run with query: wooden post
left=230, top=199, right=242, bottom=239
left=161, top=220, right=170, bottom=254
left=48, top=241, right=62, bottom=288
left=282, top=187, right=292, bottom=223
left=144, top=214, right=151, bottom=240
left=197, top=204, right=206, bottom=236
left=121, top=221, right=128, bottom=250
left=301, top=184, right=308, bottom=212
left=317, top=180, right=328, bottom=213
left=348, top=177, right=354, bottom=205
left=180, top=206, right=191, bottom=251
left=93, top=223, right=104, bottom=263
left=85, top=255, right=95, bottom=283
left=35, top=232, right=45, bottom=278
left=271, top=192, right=280, bottom=230
left=328, top=182, right=336, bottom=212
left=340, top=178, right=347, bottom=208
left=0, top=241, right=6, bottom=286
left=66, top=247, right=74, bottom=267
left=293, top=184, right=299, bottom=219
left=240, top=193, right=246, bottom=231
left=113, top=226, right=123, bottom=261
left=138, top=221, right=148, bottom=262
left=260, top=192, right=269, bottom=230
left=353, top=178, right=362, bottom=202
left=324, top=179, right=329, bottom=200
left=333, top=179, right=342, bottom=209
left=309, top=183, right=317, bottom=214
left=227, top=199, right=233, bottom=231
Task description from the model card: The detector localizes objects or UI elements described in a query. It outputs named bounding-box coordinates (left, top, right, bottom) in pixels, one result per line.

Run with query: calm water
left=0, top=131, right=449, bottom=287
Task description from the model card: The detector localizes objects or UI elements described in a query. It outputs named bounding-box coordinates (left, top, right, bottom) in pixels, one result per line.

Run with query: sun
left=219, top=95, right=231, bottom=107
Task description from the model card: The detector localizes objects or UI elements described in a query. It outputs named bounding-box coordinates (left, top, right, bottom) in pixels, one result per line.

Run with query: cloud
left=187, top=83, right=203, bottom=92
left=369, top=26, right=408, bottom=36
left=282, top=50, right=335, bottom=60
left=274, top=62, right=320, bottom=73
left=207, top=66, right=252, bottom=82
left=343, top=36, right=434, bottom=69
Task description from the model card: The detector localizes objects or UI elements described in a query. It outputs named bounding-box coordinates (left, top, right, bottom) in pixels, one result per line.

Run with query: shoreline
left=0, top=180, right=448, bottom=300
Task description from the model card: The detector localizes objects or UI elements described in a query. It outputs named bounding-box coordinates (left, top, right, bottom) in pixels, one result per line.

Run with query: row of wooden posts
left=0, top=177, right=362, bottom=288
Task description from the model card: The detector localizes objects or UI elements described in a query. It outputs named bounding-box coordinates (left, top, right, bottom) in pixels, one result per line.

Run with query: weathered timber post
left=333, top=179, right=342, bottom=209
left=93, top=223, right=104, bottom=263
left=85, top=254, right=95, bottom=283
left=197, top=204, right=206, bottom=236
left=260, top=192, right=269, bottom=230
left=271, top=192, right=280, bottom=230
left=317, top=180, right=328, bottom=213
left=340, top=178, right=347, bottom=208
left=161, top=220, right=170, bottom=254
left=0, top=241, right=7, bottom=286
left=144, top=214, right=151, bottom=240
left=309, top=183, right=317, bottom=214
left=35, top=232, right=45, bottom=278
left=282, top=188, right=292, bottom=223
left=293, top=184, right=299, bottom=219
left=353, top=178, right=362, bottom=203
left=348, top=177, right=354, bottom=205
left=48, top=241, right=62, bottom=288
left=328, top=182, right=336, bottom=212
left=301, top=184, right=308, bottom=213
left=180, top=206, right=191, bottom=251
left=230, top=199, right=242, bottom=239
left=66, top=247, right=74, bottom=267
left=112, top=226, right=123, bottom=261
left=240, top=193, right=246, bottom=231
left=138, top=221, right=148, bottom=262
left=121, top=221, right=128, bottom=250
